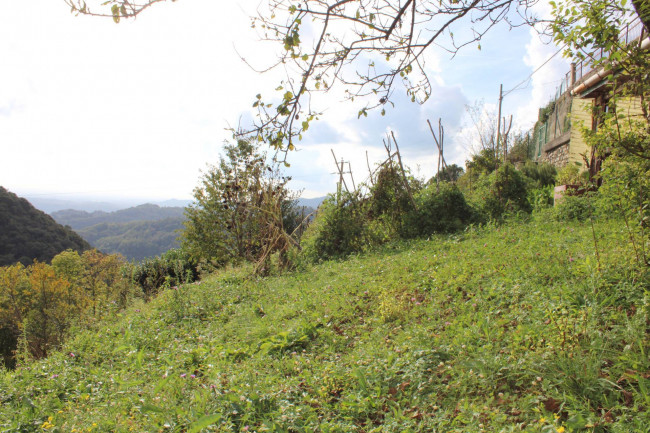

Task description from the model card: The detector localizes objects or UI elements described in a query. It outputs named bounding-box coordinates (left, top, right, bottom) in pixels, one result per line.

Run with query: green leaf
left=353, top=368, right=369, bottom=393
left=153, top=377, right=171, bottom=394
left=141, top=403, right=165, bottom=413
left=112, top=345, right=129, bottom=353
left=188, top=414, right=222, bottom=433
left=566, top=414, right=587, bottom=430
left=302, top=54, right=309, bottom=61
left=135, top=350, right=144, bottom=368
left=111, top=4, right=120, bottom=23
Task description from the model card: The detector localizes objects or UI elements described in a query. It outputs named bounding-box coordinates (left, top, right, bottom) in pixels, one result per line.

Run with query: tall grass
left=1, top=218, right=648, bottom=432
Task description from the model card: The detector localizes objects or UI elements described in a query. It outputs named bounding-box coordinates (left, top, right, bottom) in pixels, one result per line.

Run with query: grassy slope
left=1, top=217, right=649, bottom=432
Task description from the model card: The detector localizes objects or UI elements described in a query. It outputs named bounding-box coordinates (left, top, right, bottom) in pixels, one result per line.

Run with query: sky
left=0, top=0, right=570, bottom=203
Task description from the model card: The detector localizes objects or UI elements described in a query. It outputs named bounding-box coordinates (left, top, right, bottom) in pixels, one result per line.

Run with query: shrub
left=401, top=183, right=475, bottom=238
left=528, top=185, right=555, bottom=212
left=474, top=163, right=531, bottom=220
left=130, top=248, right=199, bottom=299
left=595, top=156, right=650, bottom=266
left=520, top=161, right=557, bottom=188
left=556, top=163, right=588, bottom=186
left=182, top=139, right=296, bottom=267
left=300, top=194, right=371, bottom=261
left=433, top=164, right=464, bottom=183
left=554, top=193, right=594, bottom=222
left=368, top=163, right=418, bottom=236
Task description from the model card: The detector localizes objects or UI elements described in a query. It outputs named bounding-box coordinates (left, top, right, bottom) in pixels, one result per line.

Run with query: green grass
left=1, top=216, right=649, bottom=432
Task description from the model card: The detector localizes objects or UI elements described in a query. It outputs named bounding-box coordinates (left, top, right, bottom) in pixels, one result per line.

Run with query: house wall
left=568, top=98, right=594, bottom=166
left=616, top=96, right=646, bottom=124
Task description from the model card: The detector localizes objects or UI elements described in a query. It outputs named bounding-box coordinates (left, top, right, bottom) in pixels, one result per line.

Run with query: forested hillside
left=51, top=204, right=186, bottom=261
left=0, top=187, right=91, bottom=266
left=51, top=204, right=185, bottom=230
left=77, top=217, right=184, bottom=261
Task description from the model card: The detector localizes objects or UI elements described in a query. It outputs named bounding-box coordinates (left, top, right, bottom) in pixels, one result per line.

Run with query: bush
left=300, top=194, right=372, bottom=261
left=554, top=193, right=594, bottom=222
left=368, top=163, right=418, bottom=236
left=595, top=156, right=650, bottom=266
left=182, top=139, right=295, bottom=268
left=520, top=161, right=557, bottom=188
left=528, top=185, right=555, bottom=212
left=130, top=249, right=199, bottom=299
left=556, top=163, right=589, bottom=186
left=474, top=163, right=531, bottom=221
left=401, top=183, right=475, bottom=238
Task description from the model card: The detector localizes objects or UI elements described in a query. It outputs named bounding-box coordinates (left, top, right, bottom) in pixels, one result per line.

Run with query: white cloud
left=0, top=0, right=279, bottom=200
left=0, top=0, right=572, bottom=202
left=514, top=5, right=571, bottom=130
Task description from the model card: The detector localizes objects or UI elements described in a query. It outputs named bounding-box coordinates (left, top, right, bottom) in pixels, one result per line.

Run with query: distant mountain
left=155, top=199, right=193, bottom=208
left=0, top=187, right=91, bottom=266
left=22, top=196, right=192, bottom=214
left=297, top=196, right=326, bottom=208
left=52, top=204, right=186, bottom=230
left=23, top=197, right=135, bottom=213
left=49, top=204, right=187, bottom=261
left=77, top=218, right=184, bottom=262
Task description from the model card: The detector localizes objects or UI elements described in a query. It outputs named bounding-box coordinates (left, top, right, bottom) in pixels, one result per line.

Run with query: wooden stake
left=496, top=84, right=503, bottom=168
left=366, top=151, right=375, bottom=186
left=427, top=118, right=448, bottom=188
left=502, top=114, right=513, bottom=163
left=330, top=149, right=350, bottom=198
left=389, top=131, right=417, bottom=211
left=348, top=161, right=356, bottom=193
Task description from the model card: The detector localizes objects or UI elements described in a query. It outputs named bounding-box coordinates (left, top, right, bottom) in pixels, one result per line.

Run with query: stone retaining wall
left=541, top=142, right=569, bottom=167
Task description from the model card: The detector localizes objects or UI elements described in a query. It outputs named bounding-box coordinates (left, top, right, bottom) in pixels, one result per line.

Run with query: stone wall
left=541, top=142, right=569, bottom=167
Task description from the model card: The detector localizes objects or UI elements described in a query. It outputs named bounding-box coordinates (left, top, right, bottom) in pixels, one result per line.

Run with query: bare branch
left=68, top=0, right=547, bottom=158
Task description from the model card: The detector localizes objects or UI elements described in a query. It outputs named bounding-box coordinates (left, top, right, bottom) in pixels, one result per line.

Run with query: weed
left=1, top=218, right=648, bottom=431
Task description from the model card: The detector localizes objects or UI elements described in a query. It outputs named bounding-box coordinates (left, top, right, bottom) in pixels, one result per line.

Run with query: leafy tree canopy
left=434, top=164, right=465, bottom=183
left=182, top=139, right=298, bottom=270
